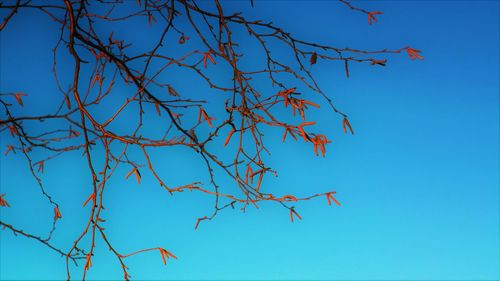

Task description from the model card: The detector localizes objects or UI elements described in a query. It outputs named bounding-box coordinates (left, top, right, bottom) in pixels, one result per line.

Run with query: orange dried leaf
left=199, top=108, right=213, bottom=127
left=282, top=128, right=288, bottom=143
left=367, top=11, right=383, bottom=25
left=224, top=129, right=235, bottom=147
left=125, top=167, right=141, bottom=184
left=159, top=248, right=177, bottom=266
left=166, top=249, right=177, bottom=259
left=406, top=47, right=424, bottom=60
left=167, top=85, right=180, bottom=96
left=207, top=53, right=216, bottom=65
left=91, top=73, right=101, bottom=88
left=327, top=193, right=341, bottom=206
left=14, top=92, right=27, bottom=106
left=298, top=127, right=307, bottom=141
left=84, top=254, right=92, bottom=270
left=37, top=161, right=45, bottom=173
left=125, top=167, right=135, bottom=179
left=302, top=100, right=320, bottom=108
left=202, top=52, right=216, bottom=68
left=245, top=165, right=253, bottom=184
left=5, top=145, right=15, bottom=156
left=82, top=192, right=96, bottom=207
left=249, top=169, right=263, bottom=183
left=178, top=35, right=189, bottom=44
left=331, top=196, right=341, bottom=206
left=342, top=117, right=354, bottom=134
left=8, top=126, right=18, bottom=137
left=0, top=194, right=10, bottom=207
left=154, top=101, right=161, bottom=116
left=289, top=208, right=302, bottom=222
left=301, top=121, right=316, bottom=127
left=147, top=13, right=157, bottom=26
left=310, top=52, right=318, bottom=65
left=65, top=94, right=71, bottom=109
left=249, top=199, right=259, bottom=209
left=159, top=249, right=167, bottom=265
left=256, top=172, right=264, bottom=191
left=298, top=122, right=315, bottom=141
left=313, top=142, right=319, bottom=156
left=134, top=169, right=141, bottom=184
left=54, top=206, right=62, bottom=221
left=370, top=59, right=387, bottom=66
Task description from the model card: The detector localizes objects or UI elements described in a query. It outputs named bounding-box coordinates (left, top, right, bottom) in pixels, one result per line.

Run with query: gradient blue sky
left=1, top=0, right=499, bottom=280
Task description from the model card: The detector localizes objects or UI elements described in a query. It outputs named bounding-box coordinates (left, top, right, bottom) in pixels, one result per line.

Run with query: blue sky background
left=1, top=0, right=499, bottom=280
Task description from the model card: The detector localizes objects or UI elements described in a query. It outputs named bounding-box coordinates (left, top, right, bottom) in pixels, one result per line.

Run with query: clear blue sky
left=1, top=0, right=499, bottom=280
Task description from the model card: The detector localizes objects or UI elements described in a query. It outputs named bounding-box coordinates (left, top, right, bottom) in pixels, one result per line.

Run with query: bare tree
left=0, top=0, right=422, bottom=279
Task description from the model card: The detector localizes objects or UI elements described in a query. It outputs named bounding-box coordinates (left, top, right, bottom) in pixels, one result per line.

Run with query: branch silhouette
left=0, top=0, right=422, bottom=279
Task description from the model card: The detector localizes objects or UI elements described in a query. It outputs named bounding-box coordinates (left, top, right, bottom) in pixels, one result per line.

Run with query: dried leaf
left=330, top=194, right=341, bottom=206
left=282, top=127, right=289, bottom=143
left=0, top=194, right=10, bottom=207
left=342, top=117, right=354, bottom=134
left=82, top=192, right=96, bottom=207
left=5, top=145, right=15, bottom=156
left=126, top=167, right=141, bottom=184
left=167, top=85, right=180, bottom=97
left=147, top=13, right=157, bottom=26
left=8, top=126, right=18, bottom=137
left=54, top=206, right=62, bottom=221
left=37, top=161, right=45, bottom=173
left=202, top=52, right=216, bottom=68
left=84, top=254, right=92, bottom=270
left=198, top=108, right=214, bottom=127
left=159, top=248, right=177, bottom=266
left=370, top=59, right=387, bottom=66
left=367, top=11, right=383, bottom=25
left=406, top=47, right=424, bottom=60
left=154, top=101, right=161, bottom=116
left=310, top=52, right=317, bottom=65
left=327, top=192, right=341, bottom=206
left=65, top=94, right=71, bottom=109
left=178, top=35, right=189, bottom=44
left=134, top=169, right=141, bottom=184
left=223, top=129, right=235, bottom=147
left=14, top=92, right=27, bottom=106
left=289, top=207, right=302, bottom=222
left=91, top=73, right=103, bottom=88
left=298, top=122, right=315, bottom=141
